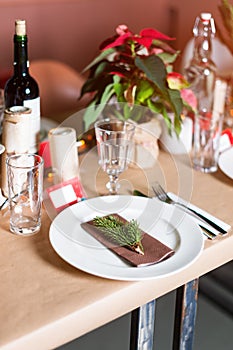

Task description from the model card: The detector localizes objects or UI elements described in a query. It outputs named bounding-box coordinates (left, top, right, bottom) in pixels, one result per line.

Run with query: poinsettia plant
left=80, top=24, right=196, bottom=135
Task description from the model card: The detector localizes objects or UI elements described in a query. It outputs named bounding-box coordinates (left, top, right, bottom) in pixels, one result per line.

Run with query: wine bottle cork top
left=15, top=19, right=26, bottom=36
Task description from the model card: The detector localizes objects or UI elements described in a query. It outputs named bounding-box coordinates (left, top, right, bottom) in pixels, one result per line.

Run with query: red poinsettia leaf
left=168, top=72, right=184, bottom=80
left=133, top=36, right=153, bottom=49
left=101, top=32, right=132, bottom=50
left=99, top=35, right=118, bottom=50
left=110, top=71, right=126, bottom=78
left=106, top=63, right=133, bottom=79
left=140, top=28, right=175, bottom=41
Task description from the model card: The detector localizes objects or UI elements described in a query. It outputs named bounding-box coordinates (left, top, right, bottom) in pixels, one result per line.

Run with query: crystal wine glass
left=95, top=119, right=135, bottom=195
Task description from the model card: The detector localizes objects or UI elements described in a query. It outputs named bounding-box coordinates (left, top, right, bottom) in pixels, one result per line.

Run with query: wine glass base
left=106, top=181, right=120, bottom=195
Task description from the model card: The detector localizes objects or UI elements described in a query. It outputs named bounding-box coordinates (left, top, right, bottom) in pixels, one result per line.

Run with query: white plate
left=49, top=196, right=204, bottom=281
left=218, top=147, right=233, bottom=180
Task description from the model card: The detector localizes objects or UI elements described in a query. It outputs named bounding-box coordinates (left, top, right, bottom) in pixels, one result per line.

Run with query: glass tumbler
left=6, top=153, right=44, bottom=235
left=192, top=111, right=224, bottom=173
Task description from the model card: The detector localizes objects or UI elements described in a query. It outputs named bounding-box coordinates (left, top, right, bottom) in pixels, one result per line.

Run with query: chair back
left=29, top=59, right=90, bottom=122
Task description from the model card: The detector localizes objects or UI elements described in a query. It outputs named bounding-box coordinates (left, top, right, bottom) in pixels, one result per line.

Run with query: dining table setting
left=0, top=110, right=233, bottom=349
left=1, top=9, right=233, bottom=350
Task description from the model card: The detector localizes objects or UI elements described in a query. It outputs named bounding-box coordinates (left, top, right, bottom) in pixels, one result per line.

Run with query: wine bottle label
left=1, top=106, right=32, bottom=196
left=24, top=97, right=41, bottom=153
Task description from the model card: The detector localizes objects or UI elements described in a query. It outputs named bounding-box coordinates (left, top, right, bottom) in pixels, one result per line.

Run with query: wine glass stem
left=107, top=175, right=119, bottom=195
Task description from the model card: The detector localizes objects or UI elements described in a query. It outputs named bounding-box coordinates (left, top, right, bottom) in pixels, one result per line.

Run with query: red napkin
left=81, top=214, right=175, bottom=267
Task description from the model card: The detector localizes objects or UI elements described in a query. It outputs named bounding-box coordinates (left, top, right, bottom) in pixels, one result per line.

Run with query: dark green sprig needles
left=93, top=215, right=144, bottom=255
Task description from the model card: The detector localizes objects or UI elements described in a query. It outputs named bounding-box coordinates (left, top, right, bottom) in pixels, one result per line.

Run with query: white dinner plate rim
left=218, top=147, right=233, bottom=180
left=49, top=195, right=204, bottom=281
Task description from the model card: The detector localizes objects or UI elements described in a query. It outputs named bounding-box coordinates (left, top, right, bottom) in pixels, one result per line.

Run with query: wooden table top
left=1, top=149, right=233, bottom=350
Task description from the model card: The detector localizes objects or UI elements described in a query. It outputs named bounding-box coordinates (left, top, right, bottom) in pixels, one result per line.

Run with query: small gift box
left=46, top=177, right=86, bottom=213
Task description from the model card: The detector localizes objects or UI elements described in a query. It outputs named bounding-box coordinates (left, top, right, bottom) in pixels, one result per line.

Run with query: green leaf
left=80, top=77, right=96, bottom=96
left=157, top=51, right=180, bottom=64
left=135, top=80, right=154, bottom=103
left=82, top=48, right=116, bottom=72
left=83, top=83, right=115, bottom=130
left=123, top=104, right=132, bottom=119
left=167, top=89, right=183, bottom=135
left=80, top=67, right=113, bottom=97
left=114, top=82, right=124, bottom=98
left=122, top=104, right=145, bottom=122
left=94, top=61, right=110, bottom=77
left=82, top=98, right=99, bottom=130
left=152, top=39, right=177, bottom=54
left=113, top=75, right=127, bottom=101
left=113, top=75, right=121, bottom=84
left=168, top=89, right=183, bottom=116
left=161, top=106, right=173, bottom=132
left=147, top=99, right=163, bottom=114
left=100, top=83, right=115, bottom=104
left=135, top=56, right=168, bottom=96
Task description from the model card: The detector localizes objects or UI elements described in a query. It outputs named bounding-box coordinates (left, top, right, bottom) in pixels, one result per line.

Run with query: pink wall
left=0, top=0, right=228, bottom=81
left=0, top=0, right=171, bottom=77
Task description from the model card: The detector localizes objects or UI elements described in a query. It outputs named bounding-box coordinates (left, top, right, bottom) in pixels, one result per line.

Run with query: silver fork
left=152, top=182, right=227, bottom=235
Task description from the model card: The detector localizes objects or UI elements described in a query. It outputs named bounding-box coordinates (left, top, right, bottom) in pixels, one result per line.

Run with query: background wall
left=0, top=0, right=229, bottom=83
left=0, top=0, right=171, bottom=79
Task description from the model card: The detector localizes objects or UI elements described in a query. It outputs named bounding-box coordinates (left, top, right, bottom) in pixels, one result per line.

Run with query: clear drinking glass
left=192, top=111, right=224, bottom=173
left=95, top=119, right=135, bottom=194
left=6, top=153, right=44, bottom=235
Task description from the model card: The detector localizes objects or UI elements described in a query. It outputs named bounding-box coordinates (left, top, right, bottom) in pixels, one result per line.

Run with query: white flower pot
left=159, top=116, right=193, bottom=154
left=132, top=118, right=162, bottom=169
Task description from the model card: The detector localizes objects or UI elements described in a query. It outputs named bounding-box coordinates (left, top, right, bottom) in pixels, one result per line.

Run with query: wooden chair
left=29, top=59, right=92, bottom=123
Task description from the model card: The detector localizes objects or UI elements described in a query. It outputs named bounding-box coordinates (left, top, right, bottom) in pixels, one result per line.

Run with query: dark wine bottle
left=4, top=19, right=40, bottom=152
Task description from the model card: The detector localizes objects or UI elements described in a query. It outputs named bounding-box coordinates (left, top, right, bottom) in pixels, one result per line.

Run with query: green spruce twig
left=93, top=215, right=144, bottom=255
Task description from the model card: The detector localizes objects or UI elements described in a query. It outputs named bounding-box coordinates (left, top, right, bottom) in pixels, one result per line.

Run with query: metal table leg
left=130, top=279, right=199, bottom=350
left=173, top=279, right=199, bottom=350
left=130, top=300, right=156, bottom=350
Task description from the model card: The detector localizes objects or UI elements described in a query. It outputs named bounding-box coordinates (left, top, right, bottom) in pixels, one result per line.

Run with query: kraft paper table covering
left=1, top=150, right=233, bottom=350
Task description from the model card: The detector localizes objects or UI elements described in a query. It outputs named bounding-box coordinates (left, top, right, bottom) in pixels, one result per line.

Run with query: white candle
left=213, top=79, right=227, bottom=114
left=48, top=127, right=79, bottom=183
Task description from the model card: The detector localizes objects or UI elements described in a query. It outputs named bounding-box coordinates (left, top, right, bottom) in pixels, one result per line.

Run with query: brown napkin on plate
left=81, top=214, right=174, bottom=267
